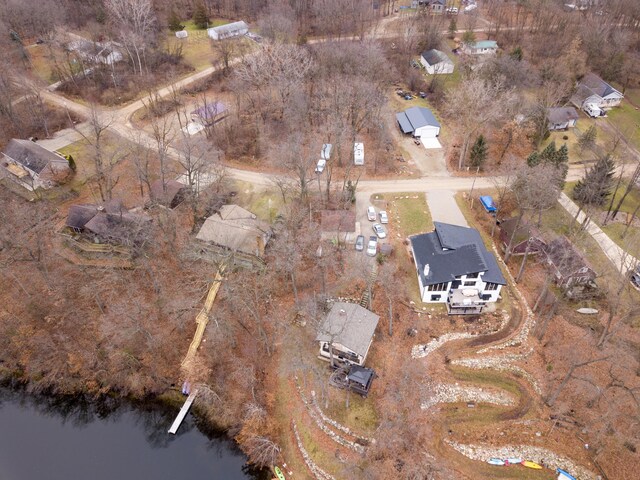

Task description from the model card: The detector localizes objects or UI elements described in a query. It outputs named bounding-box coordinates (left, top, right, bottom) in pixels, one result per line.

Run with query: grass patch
left=323, top=393, right=378, bottom=436
left=601, top=222, right=640, bottom=259
left=608, top=102, right=640, bottom=150
left=372, top=192, right=433, bottom=237
left=231, top=180, right=283, bottom=223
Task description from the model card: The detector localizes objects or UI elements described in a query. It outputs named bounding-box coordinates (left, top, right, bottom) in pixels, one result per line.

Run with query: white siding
left=414, top=125, right=440, bottom=138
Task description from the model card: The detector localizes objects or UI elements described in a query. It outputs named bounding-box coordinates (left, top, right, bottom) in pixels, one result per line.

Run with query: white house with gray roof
left=207, top=21, right=249, bottom=40
left=420, top=49, right=454, bottom=74
left=409, top=222, right=506, bottom=314
left=316, top=302, right=379, bottom=366
left=570, top=73, right=623, bottom=111
left=396, top=107, right=441, bottom=139
left=462, top=40, right=498, bottom=55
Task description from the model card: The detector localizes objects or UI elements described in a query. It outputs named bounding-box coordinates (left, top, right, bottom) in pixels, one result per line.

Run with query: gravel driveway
left=426, top=190, right=468, bottom=227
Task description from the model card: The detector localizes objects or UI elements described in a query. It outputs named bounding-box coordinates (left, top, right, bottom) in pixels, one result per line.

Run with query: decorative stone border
left=310, top=391, right=373, bottom=445
left=421, top=383, right=516, bottom=409
left=412, top=332, right=474, bottom=359
left=292, top=420, right=337, bottom=480
left=446, top=440, right=598, bottom=480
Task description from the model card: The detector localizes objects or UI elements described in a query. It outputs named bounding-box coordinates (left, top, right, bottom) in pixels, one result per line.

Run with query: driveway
left=426, top=190, right=468, bottom=227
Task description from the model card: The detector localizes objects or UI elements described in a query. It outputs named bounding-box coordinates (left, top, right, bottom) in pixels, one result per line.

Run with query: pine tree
left=168, top=9, right=183, bottom=32
left=527, top=151, right=540, bottom=167
left=539, top=141, right=557, bottom=163
left=448, top=19, right=457, bottom=39
left=192, top=3, right=209, bottom=29
left=462, top=30, right=476, bottom=45
left=577, top=125, right=597, bottom=152
left=573, top=155, right=616, bottom=206
left=469, top=134, right=488, bottom=168
left=510, top=46, right=523, bottom=61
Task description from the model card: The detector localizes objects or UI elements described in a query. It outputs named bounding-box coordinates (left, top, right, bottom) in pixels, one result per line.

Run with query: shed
left=547, top=107, right=579, bottom=131
left=190, top=101, right=227, bottom=126
left=320, top=210, right=357, bottom=243
left=175, top=30, right=188, bottom=39
left=150, top=180, right=190, bottom=208
left=498, top=217, right=546, bottom=256
left=420, top=49, right=454, bottom=75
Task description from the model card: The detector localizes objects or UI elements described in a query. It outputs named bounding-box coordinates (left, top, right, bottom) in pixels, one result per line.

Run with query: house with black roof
left=409, top=222, right=506, bottom=314
left=420, top=49, right=454, bottom=75
left=570, top=73, right=623, bottom=111
left=1, top=139, right=71, bottom=190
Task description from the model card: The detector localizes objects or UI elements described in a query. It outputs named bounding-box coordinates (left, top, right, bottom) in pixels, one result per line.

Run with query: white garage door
left=420, top=137, right=442, bottom=149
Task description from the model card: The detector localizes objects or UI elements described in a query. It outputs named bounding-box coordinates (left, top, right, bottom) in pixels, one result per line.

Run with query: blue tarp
left=480, top=195, right=497, bottom=212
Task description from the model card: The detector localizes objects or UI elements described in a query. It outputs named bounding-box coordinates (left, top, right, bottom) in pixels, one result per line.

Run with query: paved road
left=558, top=193, right=638, bottom=275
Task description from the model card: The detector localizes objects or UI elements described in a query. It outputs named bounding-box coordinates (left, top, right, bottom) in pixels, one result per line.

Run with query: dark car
left=419, top=92, right=427, bottom=98
left=355, top=235, right=365, bottom=251
left=404, top=94, right=413, bottom=100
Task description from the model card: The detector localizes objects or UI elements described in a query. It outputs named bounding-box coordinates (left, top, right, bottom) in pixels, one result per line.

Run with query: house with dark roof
left=462, top=40, right=498, bottom=55
left=316, top=302, right=380, bottom=366
left=570, top=73, right=623, bottom=110
left=409, top=222, right=506, bottom=314
left=319, top=210, right=357, bottom=244
left=68, top=39, right=123, bottom=65
left=150, top=179, right=190, bottom=208
left=396, top=107, right=441, bottom=139
left=420, top=49, right=454, bottom=74
left=547, top=107, right=579, bottom=131
left=1, top=139, right=71, bottom=190
left=544, top=236, right=597, bottom=296
left=499, top=217, right=547, bottom=256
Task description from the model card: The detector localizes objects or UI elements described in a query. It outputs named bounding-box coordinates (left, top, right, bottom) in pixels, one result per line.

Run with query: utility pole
left=469, top=166, right=480, bottom=208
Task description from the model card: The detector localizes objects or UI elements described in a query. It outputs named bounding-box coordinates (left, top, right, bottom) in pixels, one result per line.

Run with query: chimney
left=423, top=264, right=430, bottom=277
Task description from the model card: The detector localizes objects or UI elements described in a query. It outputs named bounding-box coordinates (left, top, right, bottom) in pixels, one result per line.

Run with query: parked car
left=366, top=236, right=378, bottom=257
left=413, top=138, right=421, bottom=146
left=630, top=265, right=640, bottom=290
left=355, top=235, right=365, bottom=251
left=419, top=92, right=427, bottom=98
left=372, top=223, right=386, bottom=239
left=367, top=206, right=377, bottom=221
left=447, top=7, right=459, bottom=14
left=315, top=159, right=326, bottom=173
left=379, top=211, right=388, bottom=224
left=404, top=94, right=413, bottom=100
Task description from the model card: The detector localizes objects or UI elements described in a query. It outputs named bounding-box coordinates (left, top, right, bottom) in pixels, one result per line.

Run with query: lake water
left=0, top=387, right=264, bottom=480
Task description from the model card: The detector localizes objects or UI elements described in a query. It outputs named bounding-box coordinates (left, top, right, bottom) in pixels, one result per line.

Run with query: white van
left=321, top=143, right=332, bottom=160
left=584, top=103, right=602, bottom=118
left=354, top=142, right=364, bottom=165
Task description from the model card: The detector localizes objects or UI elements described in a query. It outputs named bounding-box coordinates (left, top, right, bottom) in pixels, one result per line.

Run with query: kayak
left=576, top=307, right=598, bottom=315
left=487, top=458, right=505, bottom=466
left=557, top=468, right=577, bottom=480
left=505, top=457, right=523, bottom=465
left=522, top=460, right=543, bottom=469
left=274, top=466, right=286, bottom=480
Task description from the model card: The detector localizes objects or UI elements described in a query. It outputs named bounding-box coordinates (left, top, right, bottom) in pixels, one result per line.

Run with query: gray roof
left=547, top=107, right=579, bottom=124
left=209, top=21, right=248, bottom=35
left=396, top=107, right=440, bottom=134
left=316, top=303, right=379, bottom=358
left=421, top=49, right=452, bottom=66
left=410, top=222, right=506, bottom=286
left=570, top=84, right=600, bottom=107
left=3, top=139, right=69, bottom=174
left=580, top=73, right=620, bottom=98
left=196, top=204, right=271, bottom=257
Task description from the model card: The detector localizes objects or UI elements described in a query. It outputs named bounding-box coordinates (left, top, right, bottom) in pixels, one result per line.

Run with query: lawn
left=371, top=192, right=433, bottom=237
left=543, top=117, right=613, bottom=165
left=607, top=101, right=640, bottom=151
left=231, top=180, right=283, bottom=223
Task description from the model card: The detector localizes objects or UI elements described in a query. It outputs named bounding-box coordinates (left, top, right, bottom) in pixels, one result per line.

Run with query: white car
left=367, top=206, right=376, bottom=221
left=315, top=159, right=326, bottom=173
left=366, top=236, right=378, bottom=257
left=379, top=211, right=388, bottom=224
left=372, top=223, right=386, bottom=239
left=447, top=7, right=459, bottom=14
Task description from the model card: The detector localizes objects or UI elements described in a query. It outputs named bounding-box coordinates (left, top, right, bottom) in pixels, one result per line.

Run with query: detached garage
left=396, top=107, right=441, bottom=139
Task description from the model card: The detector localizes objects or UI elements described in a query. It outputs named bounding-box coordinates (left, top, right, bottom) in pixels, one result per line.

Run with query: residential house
left=499, top=217, right=547, bottom=256
left=544, top=236, right=597, bottom=296
left=570, top=73, right=624, bottom=111
left=190, top=102, right=227, bottom=126
left=409, top=222, right=506, bottom=314
left=396, top=107, right=441, bottom=139
left=316, top=302, right=380, bottom=366
left=547, top=107, right=579, bottom=131
left=462, top=40, right=499, bottom=55
left=413, top=0, right=445, bottom=13
left=420, top=49, right=454, bottom=74
left=65, top=199, right=151, bottom=246
left=68, top=39, right=123, bottom=65
left=319, top=210, right=357, bottom=244
left=1, top=139, right=71, bottom=190
left=150, top=179, right=190, bottom=209
left=207, top=21, right=249, bottom=40
left=196, top=204, right=272, bottom=260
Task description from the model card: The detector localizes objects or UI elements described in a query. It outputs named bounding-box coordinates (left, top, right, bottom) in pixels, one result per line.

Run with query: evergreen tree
left=527, top=151, right=540, bottom=167
left=573, top=155, right=616, bottom=206
left=577, top=125, right=597, bottom=151
left=510, top=46, right=523, bottom=61
left=168, top=9, right=183, bottom=32
left=193, top=3, right=209, bottom=29
left=539, top=141, right=557, bottom=163
left=462, top=30, right=476, bottom=45
left=469, top=134, right=488, bottom=168
left=448, top=19, right=457, bottom=39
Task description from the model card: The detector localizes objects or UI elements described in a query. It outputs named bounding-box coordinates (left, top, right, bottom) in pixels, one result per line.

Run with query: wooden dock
left=168, top=389, right=198, bottom=435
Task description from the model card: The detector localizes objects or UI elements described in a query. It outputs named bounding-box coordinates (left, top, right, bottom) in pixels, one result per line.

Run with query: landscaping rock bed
left=421, top=382, right=516, bottom=409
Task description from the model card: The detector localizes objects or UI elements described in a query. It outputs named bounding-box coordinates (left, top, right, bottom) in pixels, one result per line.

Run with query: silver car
left=379, top=211, right=388, bottom=224
left=367, top=206, right=376, bottom=221
left=372, top=223, right=386, bottom=239
left=366, top=236, right=378, bottom=256
left=355, top=235, right=365, bottom=251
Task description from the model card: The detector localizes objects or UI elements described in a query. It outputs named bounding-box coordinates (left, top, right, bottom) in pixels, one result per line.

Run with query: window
left=485, top=282, right=499, bottom=291
left=430, top=294, right=442, bottom=301
left=467, top=272, right=478, bottom=279
left=463, top=281, right=476, bottom=286
left=427, top=282, right=447, bottom=291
